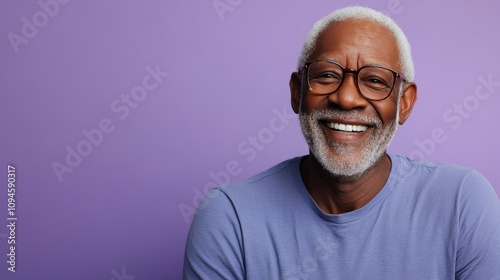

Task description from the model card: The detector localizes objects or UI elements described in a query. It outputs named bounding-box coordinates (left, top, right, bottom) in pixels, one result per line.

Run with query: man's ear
left=290, top=72, right=302, bottom=114
left=398, top=82, right=417, bottom=125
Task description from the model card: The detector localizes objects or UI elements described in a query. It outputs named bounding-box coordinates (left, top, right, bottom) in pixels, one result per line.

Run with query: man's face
left=294, top=19, right=406, bottom=179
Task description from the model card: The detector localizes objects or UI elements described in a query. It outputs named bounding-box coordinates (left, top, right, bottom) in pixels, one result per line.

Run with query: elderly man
left=183, top=6, right=500, bottom=279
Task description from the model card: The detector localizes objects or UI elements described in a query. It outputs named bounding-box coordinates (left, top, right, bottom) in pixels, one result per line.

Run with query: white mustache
left=305, top=109, right=381, bottom=127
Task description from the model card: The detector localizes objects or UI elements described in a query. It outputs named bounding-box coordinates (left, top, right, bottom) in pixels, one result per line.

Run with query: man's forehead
left=318, top=19, right=393, bottom=43
left=309, top=19, right=399, bottom=68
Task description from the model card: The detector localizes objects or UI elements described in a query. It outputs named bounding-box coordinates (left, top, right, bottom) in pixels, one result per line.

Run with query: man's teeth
left=326, top=122, right=368, bottom=132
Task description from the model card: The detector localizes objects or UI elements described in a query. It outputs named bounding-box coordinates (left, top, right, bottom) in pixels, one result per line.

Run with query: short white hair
left=297, top=6, right=415, bottom=81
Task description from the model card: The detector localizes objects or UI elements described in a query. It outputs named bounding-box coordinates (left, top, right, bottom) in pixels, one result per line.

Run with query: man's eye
left=368, top=78, right=382, bottom=83
left=311, top=72, right=341, bottom=82
left=363, top=77, right=390, bottom=88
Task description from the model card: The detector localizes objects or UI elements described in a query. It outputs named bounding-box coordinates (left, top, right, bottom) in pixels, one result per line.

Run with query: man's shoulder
left=392, top=154, right=479, bottom=178
left=391, top=154, right=492, bottom=195
left=217, top=156, right=303, bottom=197
left=192, top=156, right=305, bottom=224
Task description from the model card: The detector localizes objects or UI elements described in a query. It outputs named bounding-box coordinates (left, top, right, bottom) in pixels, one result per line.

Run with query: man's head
left=290, top=6, right=417, bottom=180
left=297, top=6, right=415, bottom=82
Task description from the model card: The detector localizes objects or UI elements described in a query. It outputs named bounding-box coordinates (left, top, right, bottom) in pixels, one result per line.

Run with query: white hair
left=297, top=6, right=415, bottom=81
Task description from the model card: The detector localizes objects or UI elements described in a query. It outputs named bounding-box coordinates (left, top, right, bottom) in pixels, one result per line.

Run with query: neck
left=300, top=153, right=392, bottom=214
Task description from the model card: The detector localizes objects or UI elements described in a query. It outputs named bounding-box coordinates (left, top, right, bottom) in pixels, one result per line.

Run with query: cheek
left=372, top=99, right=399, bottom=124
left=300, top=94, right=327, bottom=112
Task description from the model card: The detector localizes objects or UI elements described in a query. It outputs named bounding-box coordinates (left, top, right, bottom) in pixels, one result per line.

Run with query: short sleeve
left=455, top=170, right=500, bottom=279
left=183, top=187, right=245, bottom=280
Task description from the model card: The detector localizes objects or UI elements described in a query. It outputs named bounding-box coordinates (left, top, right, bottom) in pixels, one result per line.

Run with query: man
left=183, top=6, right=500, bottom=279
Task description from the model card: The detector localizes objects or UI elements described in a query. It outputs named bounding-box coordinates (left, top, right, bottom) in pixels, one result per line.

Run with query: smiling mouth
left=322, top=121, right=369, bottom=132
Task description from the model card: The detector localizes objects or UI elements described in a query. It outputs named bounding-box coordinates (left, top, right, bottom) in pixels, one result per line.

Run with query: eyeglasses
left=301, top=60, right=406, bottom=101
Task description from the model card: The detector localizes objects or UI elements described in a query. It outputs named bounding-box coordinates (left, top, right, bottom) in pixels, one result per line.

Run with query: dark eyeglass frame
left=300, top=60, right=407, bottom=101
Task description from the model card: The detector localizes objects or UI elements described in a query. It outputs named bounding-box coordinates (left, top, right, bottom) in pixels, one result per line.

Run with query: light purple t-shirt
left=183, top=154, right=500, bottom=279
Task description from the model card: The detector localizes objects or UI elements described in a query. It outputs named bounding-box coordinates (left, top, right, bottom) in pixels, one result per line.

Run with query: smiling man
left=183, top=6, right=500, bottom=280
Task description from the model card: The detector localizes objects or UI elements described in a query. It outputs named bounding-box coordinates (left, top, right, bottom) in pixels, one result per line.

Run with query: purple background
left=1, top=0, right=499, bottom=279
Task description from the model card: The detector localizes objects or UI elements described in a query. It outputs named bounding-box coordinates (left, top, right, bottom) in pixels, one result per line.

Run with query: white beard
left=299, top=104, right=399, bottom=180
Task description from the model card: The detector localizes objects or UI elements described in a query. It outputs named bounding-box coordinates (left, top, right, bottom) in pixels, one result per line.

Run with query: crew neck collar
left=290, top=154, right=399, bottom=224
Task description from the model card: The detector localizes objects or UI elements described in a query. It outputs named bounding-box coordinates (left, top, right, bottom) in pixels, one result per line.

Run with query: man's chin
left=311, top=146, right=383, bottom=181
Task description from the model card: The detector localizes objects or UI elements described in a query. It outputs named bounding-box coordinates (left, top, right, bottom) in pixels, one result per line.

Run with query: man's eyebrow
left=316, top=58, right=393, bottom=70
left=365, top=62, right=390, bottom=68
left=322, top=57, right=341, bottom=64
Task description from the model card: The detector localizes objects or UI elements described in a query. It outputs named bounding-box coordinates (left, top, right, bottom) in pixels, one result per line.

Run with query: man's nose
left=327, top=74, right=368, bottom=110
